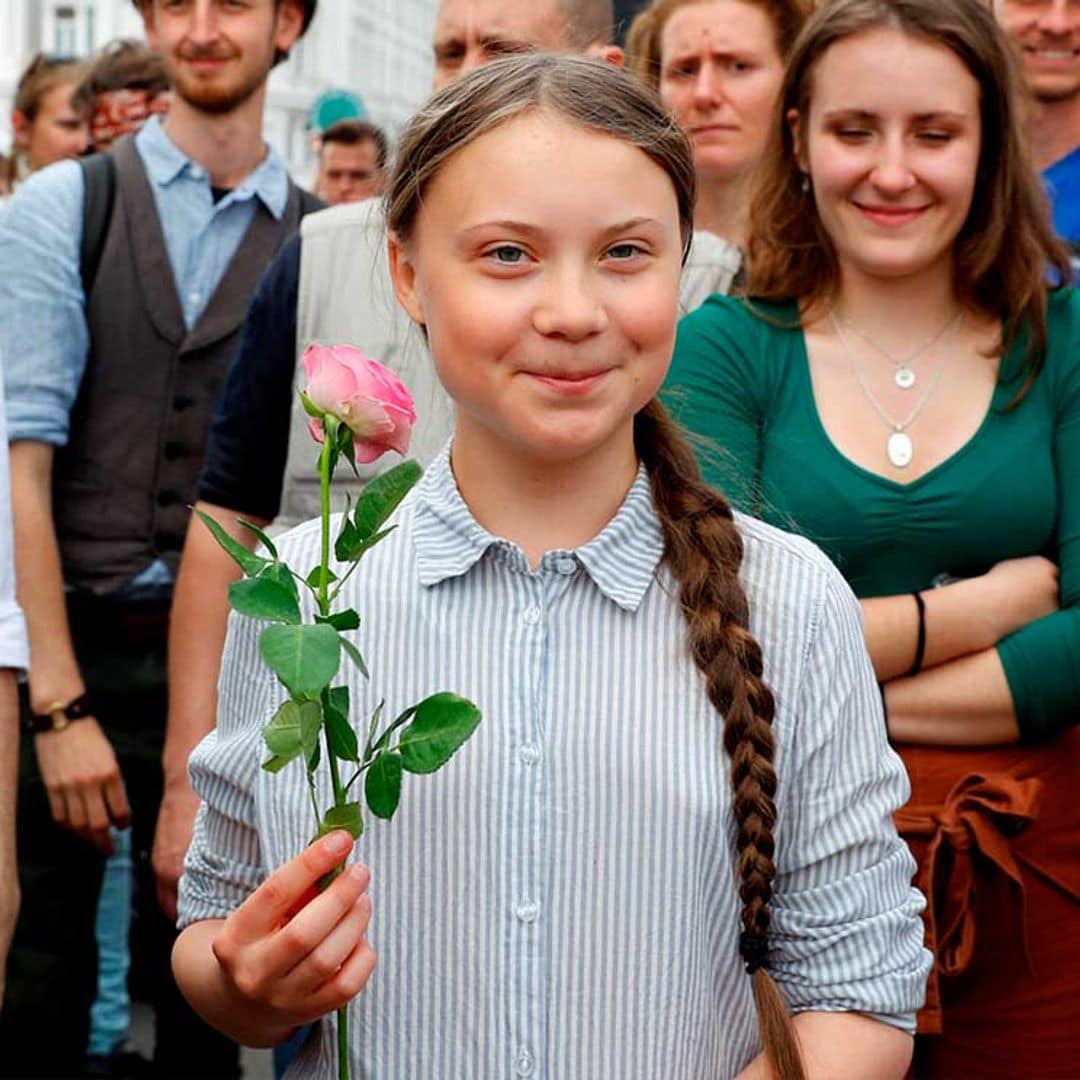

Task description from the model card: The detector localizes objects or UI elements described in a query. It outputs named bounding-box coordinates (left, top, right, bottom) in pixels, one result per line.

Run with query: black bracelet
left=908, top=592, right=927, bottom=677
left=22, top=691, right=94, bottom=736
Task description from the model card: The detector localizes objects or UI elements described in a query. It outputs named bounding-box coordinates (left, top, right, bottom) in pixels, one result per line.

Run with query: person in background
left=312, top=119, right=388, bottom=205
left=72, top=39, right=171, bottom=153
left=2, top=53, right=91, bottom=195
left=0, top=0, right=319, bottom=1075
left=0, top=365, right=29, bottom=1017
left=993, top=0, right=1080, bottom=254
left=628, top=0, right=810, bottom=259
left=665, top=0, right=1078, bottom=1075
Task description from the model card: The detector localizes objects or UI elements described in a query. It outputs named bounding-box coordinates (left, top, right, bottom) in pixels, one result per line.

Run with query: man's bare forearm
left=8, top=442, right=83, bottom=710
left=165, top=501, right=265, bottom=785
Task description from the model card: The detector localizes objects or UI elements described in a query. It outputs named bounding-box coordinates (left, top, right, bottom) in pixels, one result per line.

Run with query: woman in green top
left=666, top=0, right=1078, bottom=1076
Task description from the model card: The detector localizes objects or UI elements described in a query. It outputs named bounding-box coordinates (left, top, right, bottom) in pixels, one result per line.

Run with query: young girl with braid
left=171, top=55, right=930, bottom=1079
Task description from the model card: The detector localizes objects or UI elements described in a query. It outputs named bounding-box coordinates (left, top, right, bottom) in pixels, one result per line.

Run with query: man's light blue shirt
left=0, top=115, right=290, bottom=447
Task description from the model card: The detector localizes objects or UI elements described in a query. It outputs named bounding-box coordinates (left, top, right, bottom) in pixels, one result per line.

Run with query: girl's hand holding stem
left=176, top=831, right=377, bottom=1046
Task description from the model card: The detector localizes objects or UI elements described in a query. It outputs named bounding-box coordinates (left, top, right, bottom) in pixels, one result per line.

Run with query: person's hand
left=33, top=718, right=130, bottom=854
left=211, top=830, right=376, bottom=1033
left=979, top=555, right=1060, bottom=640
left=153, top=780, right=202, bottom=923
left=0, top=874, right=17, bottom=1015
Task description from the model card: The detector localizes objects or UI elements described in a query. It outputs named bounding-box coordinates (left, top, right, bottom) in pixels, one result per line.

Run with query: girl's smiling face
left=389, top=109, right=684, bottom=467
left=792, top=26, right=982, bottom=283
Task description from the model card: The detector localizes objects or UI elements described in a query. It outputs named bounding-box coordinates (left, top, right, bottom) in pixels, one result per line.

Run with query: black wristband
left=908, top=592, right=927, bottom=677
left=23, top=692, right=93, bottom=736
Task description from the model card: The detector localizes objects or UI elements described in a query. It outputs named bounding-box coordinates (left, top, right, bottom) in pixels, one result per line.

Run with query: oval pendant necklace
left=829, top=311, right=961, bottom=469
left=837, top=309, right=964, bottom=391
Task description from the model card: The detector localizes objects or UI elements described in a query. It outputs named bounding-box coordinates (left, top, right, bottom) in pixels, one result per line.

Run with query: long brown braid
left=636, top=400, right=805, bottom=1080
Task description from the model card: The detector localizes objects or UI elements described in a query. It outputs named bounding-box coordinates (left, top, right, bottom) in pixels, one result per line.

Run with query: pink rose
left=302, top=345, right=416, bottom=463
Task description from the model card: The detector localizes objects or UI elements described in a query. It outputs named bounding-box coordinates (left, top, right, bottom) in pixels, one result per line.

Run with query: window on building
left=49, top=2, right=95, bottom=57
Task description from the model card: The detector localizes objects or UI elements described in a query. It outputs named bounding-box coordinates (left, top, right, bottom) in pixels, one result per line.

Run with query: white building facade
left=0, top=0, right=439, bottom=178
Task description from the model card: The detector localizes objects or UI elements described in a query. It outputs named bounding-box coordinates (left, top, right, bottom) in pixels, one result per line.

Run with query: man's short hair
left=558, top=0, right=616, bottom=47
left=319, top=120, right=389, bottom=170
left=71, top=40, right=169, bottom=117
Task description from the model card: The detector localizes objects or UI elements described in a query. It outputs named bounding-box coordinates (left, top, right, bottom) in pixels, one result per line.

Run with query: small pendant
left=888, top=431, right=913, bottom=468
left=895, top=367, right=916, bottom=390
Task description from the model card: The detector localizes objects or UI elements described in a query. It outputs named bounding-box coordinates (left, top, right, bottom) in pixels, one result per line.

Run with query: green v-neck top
left=663, top=288, right=1080, bottom=742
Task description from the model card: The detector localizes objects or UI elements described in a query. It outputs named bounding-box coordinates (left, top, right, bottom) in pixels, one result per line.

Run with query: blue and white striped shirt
left=180, top=444, right=931, bottom=1079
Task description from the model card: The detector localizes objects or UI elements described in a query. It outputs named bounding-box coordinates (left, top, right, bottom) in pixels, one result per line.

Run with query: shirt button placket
left=512, top=586, right=546, bottom=1080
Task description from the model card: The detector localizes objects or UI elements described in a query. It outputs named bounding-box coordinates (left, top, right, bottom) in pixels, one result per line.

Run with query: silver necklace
left=830, top=311, right=962, bottom=469
left=835, top=308, right=964, bottom=390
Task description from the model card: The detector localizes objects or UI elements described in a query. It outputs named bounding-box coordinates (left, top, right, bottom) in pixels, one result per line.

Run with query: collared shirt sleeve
left=769, top=565, right=932, bottom=1031
left=0, top=360, right=28, bottom=672
left=197, top=233, right=301, bottom=521
left=178, top=606, right=274, bottom=926
left=0, top=160, right=87, bottom=446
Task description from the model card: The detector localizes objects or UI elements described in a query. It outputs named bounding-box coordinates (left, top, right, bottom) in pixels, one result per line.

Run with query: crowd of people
left=0, top=0, right=1075, bottom=1078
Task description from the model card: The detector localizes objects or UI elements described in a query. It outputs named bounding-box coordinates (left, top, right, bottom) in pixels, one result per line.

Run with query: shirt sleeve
left=0, top=160, right=87, bottom=446
left=995, top=293, right=1080, bottom=742
left=197, top=232, right=301, bottom=521
left=769, top=564, right=932, bottom=1031
left=662, top=296, right=768, bottom=512
left=0, top=358, right=28, bottom=672
left=178, top=605, right=275, bottom=927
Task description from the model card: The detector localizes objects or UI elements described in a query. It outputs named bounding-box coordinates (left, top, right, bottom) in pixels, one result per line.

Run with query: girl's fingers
left=259, top=864, right=370, bottom=976
left=229, top=831, right=359, bottom=941
left=300, top=934, right=379, bottom=1022
left=287, top=894, right=373, bottom=994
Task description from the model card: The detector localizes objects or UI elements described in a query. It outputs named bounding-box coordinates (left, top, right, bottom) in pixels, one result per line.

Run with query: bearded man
left=0, top=2, right=320, bottom=1074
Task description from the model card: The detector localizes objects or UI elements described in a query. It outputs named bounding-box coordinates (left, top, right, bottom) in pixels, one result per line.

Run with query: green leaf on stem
left=363, top=700, right=385, bottom=761
left=228, top=574, right=301, bottom=625
left=263, top=700, right=307, bottom=758
left=237, top=519, right=278, bottom=560
left=299, top=389, right=323, bottom=420
left=262, top=753, right=294, bottom=774
left=195, top=509, right=268, bottom=578
left=398, top=693, right=482, bottom=775
left=337, top=519, right=398, bottom=563
left=340, top=636, right=369, bottom=679
left=353, top=461, right=422, bottom=542
left=306, top=566, right=338, bottom=589
left=298, top=701, right=322, bottom=759
left=365, top=751, right=402, bottom=820
left=316, top=609, right=360, bottom=632
left=321, top=801, right=364, bottom=839
left=307, top=738, right=321, bottom=772
left=259, top=623, right=341, bottom=696
left=324, top=686, right=359, bottom=762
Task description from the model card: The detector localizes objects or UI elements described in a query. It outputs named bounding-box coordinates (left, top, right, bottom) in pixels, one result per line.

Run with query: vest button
left=157, top=491, right=180, bottom=507
left=172, top=394, right=194, bottom=411
left=163, top=441, right=185, bottom=461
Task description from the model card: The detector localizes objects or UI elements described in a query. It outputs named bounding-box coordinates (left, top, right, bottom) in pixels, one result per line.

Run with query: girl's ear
left=787, top=107, right=808, bottom=173
left=10, top=110, right=31, bottom=150
left=387, top=232, right=426, bottom=326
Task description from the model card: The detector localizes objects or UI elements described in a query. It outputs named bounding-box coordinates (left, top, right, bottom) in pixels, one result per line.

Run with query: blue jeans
left=87, top=826, right=134, bottom=1057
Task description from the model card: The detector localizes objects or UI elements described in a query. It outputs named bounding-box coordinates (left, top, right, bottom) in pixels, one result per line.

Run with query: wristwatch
left=22, top=692, right=94, bottom=735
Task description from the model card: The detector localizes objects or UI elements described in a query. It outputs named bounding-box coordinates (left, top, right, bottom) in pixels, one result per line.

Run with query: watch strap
left=23, top=692, right=94, bottom=735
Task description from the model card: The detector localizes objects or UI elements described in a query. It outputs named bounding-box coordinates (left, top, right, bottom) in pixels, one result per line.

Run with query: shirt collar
left=134, top=115, right=290, bottom=219
left=413, top=442, right=665, bottom=612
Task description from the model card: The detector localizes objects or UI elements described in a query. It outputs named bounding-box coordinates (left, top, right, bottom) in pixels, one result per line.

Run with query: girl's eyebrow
left=459, top=217, right=665, bottom=238
left=822, top=108, right=969, bottom=123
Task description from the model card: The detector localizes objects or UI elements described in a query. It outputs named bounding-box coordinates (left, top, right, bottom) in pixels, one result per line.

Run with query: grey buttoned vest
left=52, top=135, right=305, bottom=595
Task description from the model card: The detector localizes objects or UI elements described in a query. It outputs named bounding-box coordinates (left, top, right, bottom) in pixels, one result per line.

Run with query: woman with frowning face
left=629, top=0, right=810, bottom=251
left=666, top=0, right=1079, bottom=1075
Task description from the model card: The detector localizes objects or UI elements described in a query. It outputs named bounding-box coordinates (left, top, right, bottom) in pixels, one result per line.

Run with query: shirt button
left=522, top=605, right=541, bottom=625
left=516, top=901, right=539, bottom=924
left=188, top=290, right=201, bottom=305
left=519, top=743, right=540, bottom=766
left=514, top=1051, right=535, bottom=1076
left=555, top=556, right=576, bottom=576
left=189, top=166, right=204, bottom=180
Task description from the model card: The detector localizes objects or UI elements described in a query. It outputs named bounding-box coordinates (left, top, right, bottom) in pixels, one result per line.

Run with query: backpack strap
left=78, top=152, right=117, bottom=298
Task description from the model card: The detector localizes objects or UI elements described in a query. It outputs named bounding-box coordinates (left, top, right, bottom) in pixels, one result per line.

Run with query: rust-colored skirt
left=897, top=727, right=1080, bottom=1078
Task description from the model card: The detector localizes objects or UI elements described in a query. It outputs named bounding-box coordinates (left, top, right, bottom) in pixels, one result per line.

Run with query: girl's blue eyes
left=484, top=244, right=646, bottom=265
